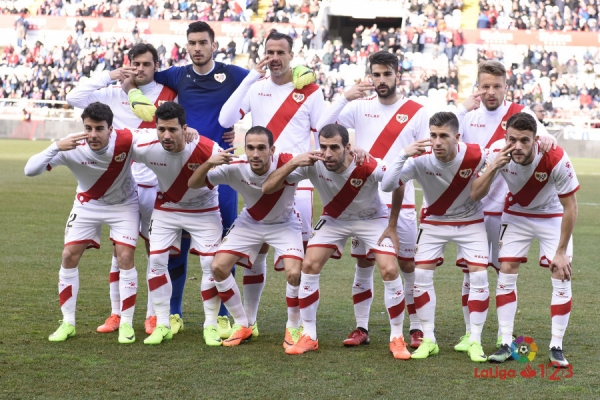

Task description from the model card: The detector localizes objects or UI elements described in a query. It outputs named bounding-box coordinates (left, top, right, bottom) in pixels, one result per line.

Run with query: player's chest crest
left=459, top=168, right=473, bottom=179
left=501, top=121, right=507, bottom=131
left=396, top=113, right=409, bottom=124
left=534, top=171, right=548, bottom=182
left=188, top=163, right=200, bottom=171
left=350, top=178, right=364, bottom=187
left=292, top=92, right=305, bottom=103
left=214, top=73, right=226, bottom=83
left=114, top=152, right=127, bottom=162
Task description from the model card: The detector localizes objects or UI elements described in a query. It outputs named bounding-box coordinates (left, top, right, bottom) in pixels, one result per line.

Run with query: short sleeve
left=206, top=165, right=230, bottom=189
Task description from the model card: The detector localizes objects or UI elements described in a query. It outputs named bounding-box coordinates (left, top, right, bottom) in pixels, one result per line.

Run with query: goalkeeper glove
left=128, top=88, right=156, bottom=122
left=292, top=65, right=316, bottom=90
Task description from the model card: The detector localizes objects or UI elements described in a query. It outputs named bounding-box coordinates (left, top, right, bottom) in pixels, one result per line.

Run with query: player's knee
left=149, top=254, right=168, bottom=275
left=285, top=261, right=302, bottom=286
left=210, top=257, right=233, bottom=281
left=116, top=248, right=135, bottom=270
left=379, top=263, right=399, bottom=281
left=61, top=246, right=83, bottom=268
left=398, top=259, right=415, bottom=273
left=356, top=258, right=375, bottom=268
left=301, top=258, right=322, bottom=274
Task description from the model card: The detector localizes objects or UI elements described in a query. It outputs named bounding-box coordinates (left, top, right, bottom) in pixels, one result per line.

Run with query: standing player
left=131, top=102, right=223, bottom=345
left=317, top=51, right=428, bottom=348
left=218, top=31, right=324, bottom=333
left=187, top=126, right=303, bottom=348
left=471, top=113, right=578, bottom=367
left=455, top=60, right=556, bottom=350
left=24, top=103, right=140, bottom=344
left=65, top=43, right=181, bottom=336
left=381, top=112, right=490, bottom=363
left=263, top=124, right=412, bottom=360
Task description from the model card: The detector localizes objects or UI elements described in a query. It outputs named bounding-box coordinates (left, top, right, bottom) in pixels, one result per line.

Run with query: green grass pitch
left=1, top=140, right=599, bottom=399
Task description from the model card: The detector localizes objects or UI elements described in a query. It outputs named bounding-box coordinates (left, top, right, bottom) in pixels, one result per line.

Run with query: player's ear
left=182, top=123, right=188, bottom=132
left=455, top=132, right=460, bottom=141
left=270, top=145, right=276, bottom=156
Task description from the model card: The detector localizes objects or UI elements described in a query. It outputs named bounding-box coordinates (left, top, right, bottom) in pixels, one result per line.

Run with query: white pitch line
left=579, top=202, right=600, bottom=206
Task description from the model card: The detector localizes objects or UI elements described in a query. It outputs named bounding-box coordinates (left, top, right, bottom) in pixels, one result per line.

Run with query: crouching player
left=471, top=112, right=579, bottom=368
left=263, top=124, right=411, bottom=359
left=188, top=126, right=303, bottom=348
left=382, top=112, right=490, bottom=362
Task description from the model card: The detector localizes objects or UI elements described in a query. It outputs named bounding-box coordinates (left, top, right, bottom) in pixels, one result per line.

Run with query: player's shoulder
left=275, top=152, right=295, bottom=167
left=219, top=62, right=249, bottom=76
left=488, top=138, right=506, bottom=152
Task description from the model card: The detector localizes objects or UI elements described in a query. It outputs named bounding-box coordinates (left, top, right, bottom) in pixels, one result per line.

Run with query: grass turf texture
left=1, top=140, right=599, bottom=399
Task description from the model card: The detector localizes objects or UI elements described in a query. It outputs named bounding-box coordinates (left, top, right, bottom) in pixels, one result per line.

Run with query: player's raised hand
left=462, top=89, right=487, bottom=111
left=57, top=133, right=88, bottom=151
left=404, top=138, right=433, bottom=157
left=184, top=127, right=199, bottom=143
left=222, top=128, right=236, bottom=144
left=208, top=147, right=238, bottom=165
left=109, top=66, right=137, bottom=82
left=538, top=135, right=557, bottom=153
left=254, top=56, right=270, bottom=78
left=550, top=253, right=572, bottom=281
left=377, top=225, right=400, bottom=257
left=489, top=142, right=515, bottom=171
left=344, top=81, right=375, bottom=101
left=351, top=147, right=372, bottom=165
left=291, top=151, right=325, bottom=167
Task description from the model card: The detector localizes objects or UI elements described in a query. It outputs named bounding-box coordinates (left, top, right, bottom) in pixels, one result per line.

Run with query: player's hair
left=187, top=21, right=215, bottom=43
left=505, top=112, right=537, bottom=136
left=319, top=123, right=349, bottom=147
left=156, top=102, right=186, bottom=126
left=128, top=43, right=159, bottom=65
left=477, top=60, right=506, bottom=79
left=246, top=126, right=274, bottom=147
left=265, top=31, right=293, bottom=52
left=81, top=102, right=113, bottom=127
left=429, top=111, right=459, bottom=133
left=531, top=102, right=544, bottom=112
left=369, top=51, right=399, bottom=73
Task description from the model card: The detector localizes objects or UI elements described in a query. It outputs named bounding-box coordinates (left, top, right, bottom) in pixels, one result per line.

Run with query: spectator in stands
left=477, top=11, right=491, bottom=28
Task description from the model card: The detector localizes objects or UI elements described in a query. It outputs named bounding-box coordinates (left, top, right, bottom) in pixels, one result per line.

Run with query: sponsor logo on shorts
left=396, top=114, right=409, bottom=123
left=459, top=168, right=473, bottom=179
left=292, top=93, right=305, bottom=103
left=351, top=238, right=359, bottom=249
left=287, top=247, right=302, bottom=252
left=114, top=152, right=127, bottom=162
left=498, top=241, right=503, bottom=250
left=414, top=245, right=418, bottom=254
left=534, top=172, right=548, bottom=182
left=350, top=178, right=363, bottom=187
left=214, top=73, right=226, bottom=83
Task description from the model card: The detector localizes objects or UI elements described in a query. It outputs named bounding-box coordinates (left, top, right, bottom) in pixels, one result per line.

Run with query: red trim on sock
left=109, top=271, right=120, bottom=283
left=462, top=293, right=469, bottom=307
left=148, top=274, right=168, bottom=291
left=201, top=286, right=219, bottom=301
left=299, top=290, right=319, bottom=308
left=551, top=298, right=572, bottom=317
left=413, top=291, right=431, bottom=309
left=218, top=288, right=235, bottom=304
left=121, top=294, right=137, bottom=311
left=59, top=285, right=72, bottom=307
left=407, top=303, right=416, bottom=315
left=496, top=291, right=516, bottom=308
left=388, top=298, right=406, bottom=320
left=286, top=296, right=299, bottom=307
left=468, top=297, right=490, bottom=313
left=352, top=289, right=373, bottom=304
left=243, top=274, right=265, bottom=285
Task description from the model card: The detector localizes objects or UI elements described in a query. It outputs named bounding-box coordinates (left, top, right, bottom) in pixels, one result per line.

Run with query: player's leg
left=397, top=208, right=422, bottom=347
left=538, top=217, right=573, bottom=367
left=167, top=230, right=190, bottom=325
left=484, top=213, right=503, bottom=346
left=243, top=243, right=269, bottom=338
left=97, top=247, right=122, bottom=333
left=345, top=245, right=374, bottom=347
left=138, top=185, right=156, bottom=334
left=217, top=184, right=238, bottom=328
left=294, top=186, right=314, bottom=249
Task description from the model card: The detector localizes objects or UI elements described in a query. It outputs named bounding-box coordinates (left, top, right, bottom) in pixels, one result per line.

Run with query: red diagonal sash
left=78, top=129, right=133, bottom=204
left=322, top=158, right=378, bottom=218
left=138, top=85, right=178, bottom=129
left=485, top=102, right=525, bottom=149
left=265, top=83, right=320, bottom=142
left=506, top=146, right=563, bottom=208
left=246, top=153, right=294, bottom=221
left=155, top=136, right=214, bottom=207
left=369, top=99, right=423, bottom=158
left=424, top=143, right=482, bottom=216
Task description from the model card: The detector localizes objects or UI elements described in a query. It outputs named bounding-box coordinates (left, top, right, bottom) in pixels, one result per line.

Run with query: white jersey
left=66, top=70, right=177, bottom=186
left=485, top=140, right=579, bottom=217
left=132, top=133, right=221, bottom=212
left=219, top=69, right=324, bottom=153
left=24, top=130, right=137, bottom=206
left=457, top=100, right=550, bottom=214
left=384, top=143, right=485, bottom=225
left=206, top=153, right=298, bottom=224
left=318, top=94, right=429, bottom=206
left=286, top=158, right=388, bottom=221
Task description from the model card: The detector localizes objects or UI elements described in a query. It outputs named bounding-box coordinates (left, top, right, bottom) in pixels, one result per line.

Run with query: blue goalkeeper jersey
left=154, top=62, right=249, bottom=149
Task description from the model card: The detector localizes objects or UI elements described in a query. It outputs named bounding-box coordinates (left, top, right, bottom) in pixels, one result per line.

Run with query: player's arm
left=470, top=142, right=513, bottom=201
left=316, top=81, right=372, bottom=132
left=552, top=193, right=578, bottom=281
left=66, top=68, right=134, bottom=108
left=24, top=133, right=88, bottom=176
left=262, top=151, right=324, bottom=194
left=381, top=138, right=431, bottom=192
left=218, top=57, right=269, bottom=128
left=377, top=184, right=406, bottom=255
left=526, top=108, right=557, bottom=152
left=188, top=147, right=237, bottom=189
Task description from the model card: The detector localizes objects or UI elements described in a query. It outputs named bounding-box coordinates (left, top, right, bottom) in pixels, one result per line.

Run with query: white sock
left=59, top=266, right=79, bottom=326
left=119, top=267, right=138, bottom=326
left=109, top=256, right=120, bottom=315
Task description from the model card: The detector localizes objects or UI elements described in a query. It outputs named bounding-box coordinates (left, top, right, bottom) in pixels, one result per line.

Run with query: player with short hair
left=263, top=124, right=411, bottom=359
left=455, top=60, right=556, bottom=350
left=382, top=112, right=490, bottom=363
left=187, top=126, right=303, bottom=348
left=65, top=42, right=182, bottom=336
left=317, top=50, right=428, bottom=348
left=471, top=112, right=579, bottom=368
left=24, top=102, right=140, bottom=344
left=130, top=102, right=223, bottom=345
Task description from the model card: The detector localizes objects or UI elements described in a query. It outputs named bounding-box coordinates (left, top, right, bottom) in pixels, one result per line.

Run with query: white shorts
left=456, top=213, right=502, bottom=270
left=307, top=216, right=396, bottom=260
left=149, top=209, right=222, bottom=256
left=217, top=214, right=304, bottom=271
left=138, top=185, right=157, bottom=242
left=64, top=201, right=139, bottom=249
left=295, top=185, right=313, bottom=244
left=415, top=222, right=489, bottom=268
left=354, top=207, right=417, bottom=261
left=498, top=213, right=573, bottom=267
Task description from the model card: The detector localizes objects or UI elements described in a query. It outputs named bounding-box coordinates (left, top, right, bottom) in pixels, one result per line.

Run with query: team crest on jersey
left=396, top=114, right=408, bottom=123
left=351, top=238, right=359, bottom=249
left=292, top=93, right=305, bottom=103
left=459, top=168, right=473, bottom=178
left=350, top=178, right=364, bottom=187
left=114, top=152, right=127, bottom=162
left=188, top=163, right=200, bottom=171
left=535, top=172, right=548, bottom=182
left=158, top=100, right=166, bottom=106
left=501, top=121, right=507, bottom=130
left=214, top=73, right=226, bottom=83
